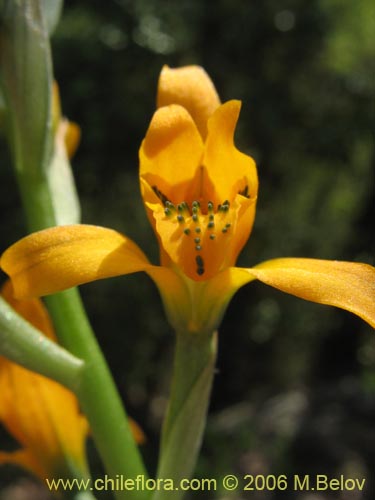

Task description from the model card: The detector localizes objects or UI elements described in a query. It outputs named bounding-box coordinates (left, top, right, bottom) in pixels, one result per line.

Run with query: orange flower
left=0, top=281, right=89, bottom=481
left=1, top=66, right=374, bottom=334
left=140, top=91, right=257, bottom=281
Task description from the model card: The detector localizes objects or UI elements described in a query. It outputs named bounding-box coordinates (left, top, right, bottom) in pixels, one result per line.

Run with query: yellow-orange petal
left=204, top=100, right=258, bottom=203
left=189, top=269, right=253, bottom=334
left=139, top=104, right=204, bottom=204
left=62, top=119, right=81, bottom=159
left=52, top=82, right=80, bottom=159
left=148, top=267, right=252, bottom=335
left=0, top=224, right=151, bottom=299
left=157, top=65, right=220, bottom=138
left=128, top=418, right=146, bottom=445
left=231, top=259, right=375, bottom=328
left=1, top=280, right=56, bottom=341
left=146, top=266, right=192, bottom=332
left=0, top=284, right=89, bottom=473
left=0, top=361, right=89, bottom=473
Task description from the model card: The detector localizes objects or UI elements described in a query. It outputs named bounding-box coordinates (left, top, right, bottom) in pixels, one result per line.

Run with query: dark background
left=0, top=0, right=374, bottom=499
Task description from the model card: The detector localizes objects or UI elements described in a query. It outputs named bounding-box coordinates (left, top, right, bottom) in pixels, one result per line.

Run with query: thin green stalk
left=72, top=493, right=98, bottom=500
left=46, top=289, right=150, bottom=500
left=19, top=192, right=149, bottom=500
left=19, top=175, right=150, bottom=500
left=17, top=174, right=58, bottom=232
left=0, top=295, right=83, bottom=391
left=153, top=331, right=218, bottom=500
left=12, top=84, right=150, bottom=500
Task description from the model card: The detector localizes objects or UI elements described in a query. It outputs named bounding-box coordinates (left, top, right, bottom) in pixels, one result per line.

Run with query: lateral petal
left=204, top=100, right=258, bottom=203
left=242, top=258, right=375, bottom=328
left=1, top=224, right=151, bottom=299
left=139, top=104, right=204, bottom=203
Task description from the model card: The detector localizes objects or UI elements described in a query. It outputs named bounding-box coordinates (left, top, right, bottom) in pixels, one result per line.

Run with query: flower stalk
left=45, top=289, right=150, bottom=500
left=0, top=295, right=83, bottom=393
left=153, top=330, right=217, bottom=500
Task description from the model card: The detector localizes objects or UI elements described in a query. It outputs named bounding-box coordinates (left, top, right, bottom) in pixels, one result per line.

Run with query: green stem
left=45, top=289, right=150, bottom=500
left=71, top=493, right=98, bottom=500
left=17, top=173, right=58, bottom=231
left=153, top=331, right=217, bottom=500
left=15, top=181, right=150, bottom=499
left=9, top=51, right=150, bottom=500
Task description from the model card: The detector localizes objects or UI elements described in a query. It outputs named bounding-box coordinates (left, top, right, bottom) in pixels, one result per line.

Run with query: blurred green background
left=0, top=0, right=374, bottom=498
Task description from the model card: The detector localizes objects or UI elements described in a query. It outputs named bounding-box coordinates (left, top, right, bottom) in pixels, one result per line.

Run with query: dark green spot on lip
left=195, top=255, right=204, bottom=268
left=195, top=254, right=205, bottom=275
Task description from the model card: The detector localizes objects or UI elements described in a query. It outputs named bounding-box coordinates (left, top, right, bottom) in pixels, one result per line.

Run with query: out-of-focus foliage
left=0, top=0, right=374, bottom=498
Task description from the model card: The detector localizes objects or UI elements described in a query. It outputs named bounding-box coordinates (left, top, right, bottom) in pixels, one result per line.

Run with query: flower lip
left=146, top=186, right=255, bottom=281
left=140, top=99, right=258, bottom=282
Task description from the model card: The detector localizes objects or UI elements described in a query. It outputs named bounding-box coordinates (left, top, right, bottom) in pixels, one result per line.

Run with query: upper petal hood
left=157, top=65, right=220, bottom=138
left=140, top=104, right=204, bottom=204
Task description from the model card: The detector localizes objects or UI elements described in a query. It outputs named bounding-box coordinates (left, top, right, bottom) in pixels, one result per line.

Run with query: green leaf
left=0, top=0, right=54, bottom=178
left=47, top=138, right=81, bottom=224
left=0, top=0, right=81, bottom=228
left=41, top=0, right=63, bottom=35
